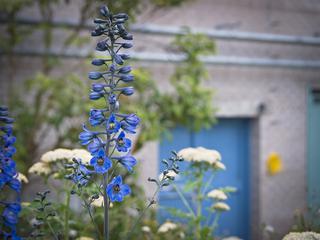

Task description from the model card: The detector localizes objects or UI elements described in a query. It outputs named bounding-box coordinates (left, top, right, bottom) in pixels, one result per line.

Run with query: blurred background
left=0, top=0, right=320, bottom=239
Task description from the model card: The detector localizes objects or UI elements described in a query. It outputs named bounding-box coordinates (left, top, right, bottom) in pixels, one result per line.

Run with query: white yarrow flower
left=207, top=189, right=227, bottom=200
left=214, top=161, right=226, bottom=170
left=142, top=226, right=151, bottom=233
left=212, top=202, right=230, bottom=211
left=17, top=172, right=29, bottom=183
left=158, top=221, right=178, bottom=233
left=71, top=149, right=92, bottom=164
left=41, top=148, right=72, bottom=163
left=178, top=147, right=221, bottom=165
left=28, top=162, right=51, bottom=176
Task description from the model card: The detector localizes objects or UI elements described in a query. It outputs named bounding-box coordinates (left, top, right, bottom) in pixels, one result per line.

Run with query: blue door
left=307, top=88, right=320, bottom=211
left=159, top=118, right=250, bottom=239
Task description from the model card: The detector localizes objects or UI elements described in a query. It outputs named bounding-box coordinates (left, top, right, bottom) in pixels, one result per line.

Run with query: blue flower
left=72, top=163, right=92, bottom=186
left=106, top=114, right=120, bottom=134
left=117, top=155, right=137, bottom=171
left=116, top=131, right=131, bottom=152
left=89, top=109, right=105, bottom=126
left=8, top=178, right=21, bottom=192
left=88, top=138, right=104, bottom=155
left=79, top=124, right=97, bottom=145
left=2, top=203, right=21, bottom=228
left=90, top=149, right=112, bottom=174
left=120, top=121, right=137, bottom=134
left=106, top=175, right=130, bottom=202
left=124, top=114, right=140, bottom=127
left=1, top=158, right=17, bottom=177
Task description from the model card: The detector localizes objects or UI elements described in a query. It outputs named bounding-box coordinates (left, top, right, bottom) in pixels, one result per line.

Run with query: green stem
left=125, top=186, right=161, bottom=240
left=104, top=134, right=111, bottom=240
left=47, top=221, right=59, bottom=240
left=196, top=170, right=204, bottom=240
left=211, top=212, right=221, bottom=234
left=64, top=187, right=71, bottom=240
left=103, top=173, right=109, bottom=240
left=173, top=184, right=195, bottom=217
left=84, top=200, right=101, bottom=240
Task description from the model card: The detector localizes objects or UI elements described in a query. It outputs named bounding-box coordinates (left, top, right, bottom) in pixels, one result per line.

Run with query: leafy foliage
left=9, top=73, right=89, bottom=173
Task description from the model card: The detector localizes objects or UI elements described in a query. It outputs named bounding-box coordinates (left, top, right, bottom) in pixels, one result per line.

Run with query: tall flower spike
left=76, top=5, right=139, bottom=203
left=0, top=107, right=22, bottom=239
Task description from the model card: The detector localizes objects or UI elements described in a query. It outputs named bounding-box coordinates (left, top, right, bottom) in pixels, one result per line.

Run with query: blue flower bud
left=92, top=83, right=105, bottom=92
left=117, top=24, right=127, bottom=35
left=118, top=66, right=131, bottom=74
left=113, top=13, right=128, bottom=20
left=91, top=30, right=103, bottom=37
left=0, top=109, right=8, bottom=116
left=119, top=54, right=130, bottom=60
left=109, top=64, right=116, bottom=72
left=0, top=116, right=14, bottom=124
left=115, top=19, right=125, bottom=24
left=122, top=43, right=133, bottom=49
left=121, top=87, right=134, bottom=96
left=114, top=54, right=124, bottom=65
left=108, top=93, right=117, bottom=104
left=96, top=41, right=108, bottom=51
left=89, top=92, right=102, bottom=100
left=88, top=71, right=103, bottom=80
left=119, top=74, right=134, bottom=82
left=94, top=18, right=108, bottom=24
left=0, top=106, right=8, bottom=111
left=92, top=59, right=105, bottom=66
left=122, top=34, right=133, bottom=40
left=100, top=6, right=110, bottom=17
left=124, top=114, right=140, bottom=127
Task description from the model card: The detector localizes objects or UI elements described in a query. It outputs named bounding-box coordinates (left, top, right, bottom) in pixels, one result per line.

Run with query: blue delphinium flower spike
left=75, top=5, right=139, bottom=205
left=0, top=107, right=22, bottom=238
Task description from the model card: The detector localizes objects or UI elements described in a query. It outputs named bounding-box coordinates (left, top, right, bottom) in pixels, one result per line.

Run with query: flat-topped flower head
left=207, top=189, right=228, bottom=200
left=178, top=147, right=221, bottom=165
left=116, top=131, right=131, bottom=152
left=157, top=221, right=178, bottom=233
left=90, top=149, right=112, bottom=174
left=212, top=202, right=230, bottom=211
left=106, top=175, right=131, bottom=202
left=106, top=114, right=120, bottom=134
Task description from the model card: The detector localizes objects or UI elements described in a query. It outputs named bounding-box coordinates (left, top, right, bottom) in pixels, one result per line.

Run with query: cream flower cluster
left=212, top=202, right=230, bottom=211
left=28, top=148, right=92, bottom=176
left=158, top=221, right=178, bottom=233
left=207, top=189, right=227, bottom=200
left=178, top=147, right=225, bottom=169
left=17, top=172, right=29, bottom=183
left=41, top=148, right=91, bottom=164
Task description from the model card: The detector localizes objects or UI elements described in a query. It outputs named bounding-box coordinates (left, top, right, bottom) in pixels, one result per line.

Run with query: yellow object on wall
left=266, top=152, right=283, bottom=175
